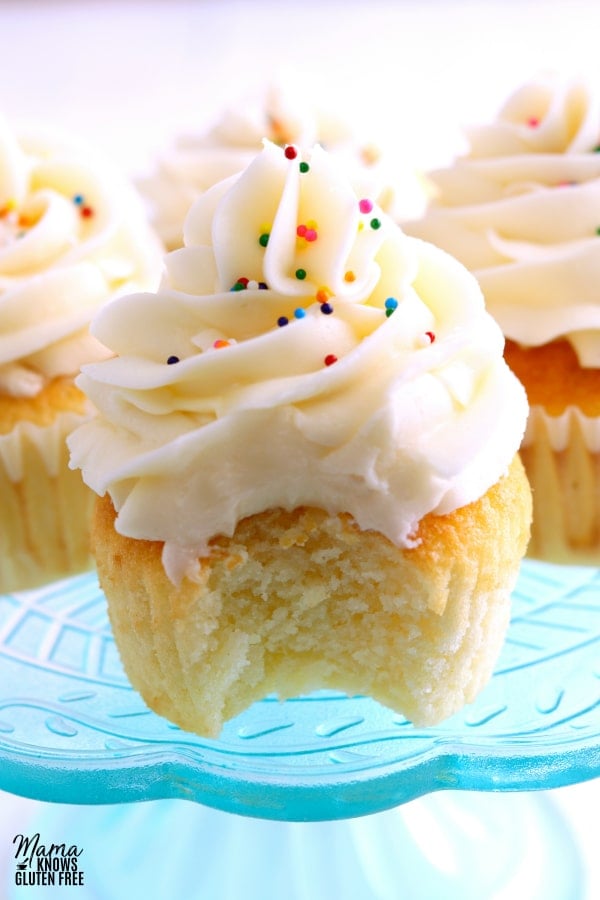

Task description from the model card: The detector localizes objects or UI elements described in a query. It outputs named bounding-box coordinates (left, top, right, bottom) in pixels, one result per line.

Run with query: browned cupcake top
left=505, top=338, right=600, bottom=416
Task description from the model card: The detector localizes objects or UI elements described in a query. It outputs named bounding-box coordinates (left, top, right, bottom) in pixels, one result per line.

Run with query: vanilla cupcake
left=0, top=118, right=163, bottom=592
left=406, top=75, right=600, bottom=564
left=139, top=82, right=425, bottom=250
left=69, top=141, right=531, bottom=738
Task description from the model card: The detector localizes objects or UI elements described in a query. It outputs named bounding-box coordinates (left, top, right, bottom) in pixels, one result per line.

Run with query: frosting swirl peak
left=0, top=119, right=163, bottom=397
left=406, top=75, right=600, bottom=365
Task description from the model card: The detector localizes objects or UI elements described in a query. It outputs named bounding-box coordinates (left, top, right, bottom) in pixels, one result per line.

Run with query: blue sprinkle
left=294, top=308, right=306, bottom=319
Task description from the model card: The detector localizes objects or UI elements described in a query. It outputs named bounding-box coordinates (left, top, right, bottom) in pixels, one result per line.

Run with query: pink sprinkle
left=527, top=117, right=540, bottom=127
left=359, top=198, right=373, bottom=214
left=297, top=224, right=307, bottom=237
left=305, top=228, right=318, bottom=242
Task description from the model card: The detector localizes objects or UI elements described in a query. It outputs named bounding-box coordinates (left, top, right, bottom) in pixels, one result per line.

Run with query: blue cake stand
left=1, top=561, right=598, bottom=898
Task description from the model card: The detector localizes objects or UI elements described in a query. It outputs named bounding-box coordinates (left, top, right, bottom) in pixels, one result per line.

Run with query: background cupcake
left=138, top=80, right=427, bottom=250
left=406, top=74, right=600, bottom=564
left=0, top=117, right=163, bottom=592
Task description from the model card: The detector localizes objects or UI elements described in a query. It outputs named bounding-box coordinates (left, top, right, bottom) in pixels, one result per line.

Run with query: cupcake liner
left=521, top=405, right=600, bottom=563
left=0, top=411, right=95, bottom=592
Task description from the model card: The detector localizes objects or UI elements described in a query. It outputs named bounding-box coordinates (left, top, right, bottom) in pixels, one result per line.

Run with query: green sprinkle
left=385, top=308, right=395, bottom=318
left=295, top=268, right=307, bottom=280
left=370, top=218, right=382, bottom=230
left=299, top=161, right=310, bottom=173
left=231, top=282, right=245, bottom=291
left=594, top=145, right=600, bottom=152
left=259, top=233, right=270, bottom=247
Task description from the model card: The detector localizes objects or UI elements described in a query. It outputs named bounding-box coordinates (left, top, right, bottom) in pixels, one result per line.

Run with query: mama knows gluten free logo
left=13, top=832, right=84, bottom=887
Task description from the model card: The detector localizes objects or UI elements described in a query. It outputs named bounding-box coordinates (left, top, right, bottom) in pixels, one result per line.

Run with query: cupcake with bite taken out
left=0, top=117, right=163, bottom=592
left=406, top=74, right=600, bottom=564
left=69, top=140, right=531, bottom=738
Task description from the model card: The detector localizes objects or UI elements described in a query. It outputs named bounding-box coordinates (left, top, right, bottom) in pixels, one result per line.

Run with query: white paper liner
left=523, top=404, right=600, bottom=453
left=0, top=408, right=89, bottom=482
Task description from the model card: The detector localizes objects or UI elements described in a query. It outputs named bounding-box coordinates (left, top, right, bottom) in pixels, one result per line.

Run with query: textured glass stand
left=1, top=561, right=598, bottom=898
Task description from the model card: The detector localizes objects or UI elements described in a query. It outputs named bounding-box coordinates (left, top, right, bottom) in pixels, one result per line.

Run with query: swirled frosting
left=139, top=83, right=424, bottom=250
left=406, top=75, right=600, bottom=366
left=69, top=141, right=527, bottom=584
left=0, top=118, right=163, bottom=398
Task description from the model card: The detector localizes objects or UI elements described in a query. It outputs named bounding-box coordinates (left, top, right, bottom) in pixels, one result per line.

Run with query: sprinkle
left=299, top=161, right=310, bottom=173
left=72, top=194, right=84, bottom=206
left=230, top=282, right=245, bottom=291
left=320, top=302, right=334, bottom=315
left=527, top=117, right=540, bottom=127
left=594, top=145, right=600, bottom=153
left=596, top=227, right=600, bottom=236
left=425, top=331, right=436, bottom=343
left=213, top=339, right=230, bottom=349
left=344, top=271, right=356, bottom=283
left=247, top=280, right=259, bottom=290
left=558, top=180, right=577, bottom=187
left=295, top=268, right=307, bottom=280
left=385, top=298, right=398, bottom=317
left=284, top=145, right=298, bottom=160
left=167, top=355, right=180, bottom=365
left=81, top=206, right=94, bottom=218
left=277, top=316, right=289, bottom=327
left=297, top=222, right=318, bottom=242
left=238, top=277, right=249, bottom=287
left=258, top=281, right=268, bottom=290
left=359, top=198, right=373, bottom=214
left=259, top=232, right=270, bottom=247
left=294, top=308, right=306, bottom=319
left=316, top=287, right=332, bottom=303
left=1, top=198, right=17, bottom=215
left=370, top=218, right=381, bottom=230
left=324, top=354, right=338, bottom=366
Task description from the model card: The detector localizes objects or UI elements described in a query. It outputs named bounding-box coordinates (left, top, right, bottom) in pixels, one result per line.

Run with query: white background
left=0, top=1, right=599, bottom=897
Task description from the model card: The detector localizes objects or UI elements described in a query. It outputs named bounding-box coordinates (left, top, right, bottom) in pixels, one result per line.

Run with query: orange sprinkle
left=316, top=287, right=332, bottom=303
left=344, top=271, right=356, bottom=283
left=213, top=339, right=230, bottom=349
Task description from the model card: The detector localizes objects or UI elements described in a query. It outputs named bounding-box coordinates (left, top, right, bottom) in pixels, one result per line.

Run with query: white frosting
left=0, top=119, right=164, bottom=397
left=69, top=141, right=528, bottom=584
left=405, top=75, right=600, bottom=366
left=139, top=83, right=424, bottom=250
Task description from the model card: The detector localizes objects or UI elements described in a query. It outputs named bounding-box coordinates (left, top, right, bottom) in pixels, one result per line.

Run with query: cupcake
left=0, top=117, right=163, bottom=592
left=69, top=141, right=531, bottom=738
left=139, top=81, right=426, bottom=250
left=405, top=74, right=600, bottom=564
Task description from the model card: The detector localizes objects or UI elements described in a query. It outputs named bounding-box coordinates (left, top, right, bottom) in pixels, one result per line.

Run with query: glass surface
left=0, top=560, right=598, bottom=822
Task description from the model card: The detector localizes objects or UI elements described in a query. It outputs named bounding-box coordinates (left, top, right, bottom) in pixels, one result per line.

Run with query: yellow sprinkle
left=344, top=271, right=356, bottom=283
